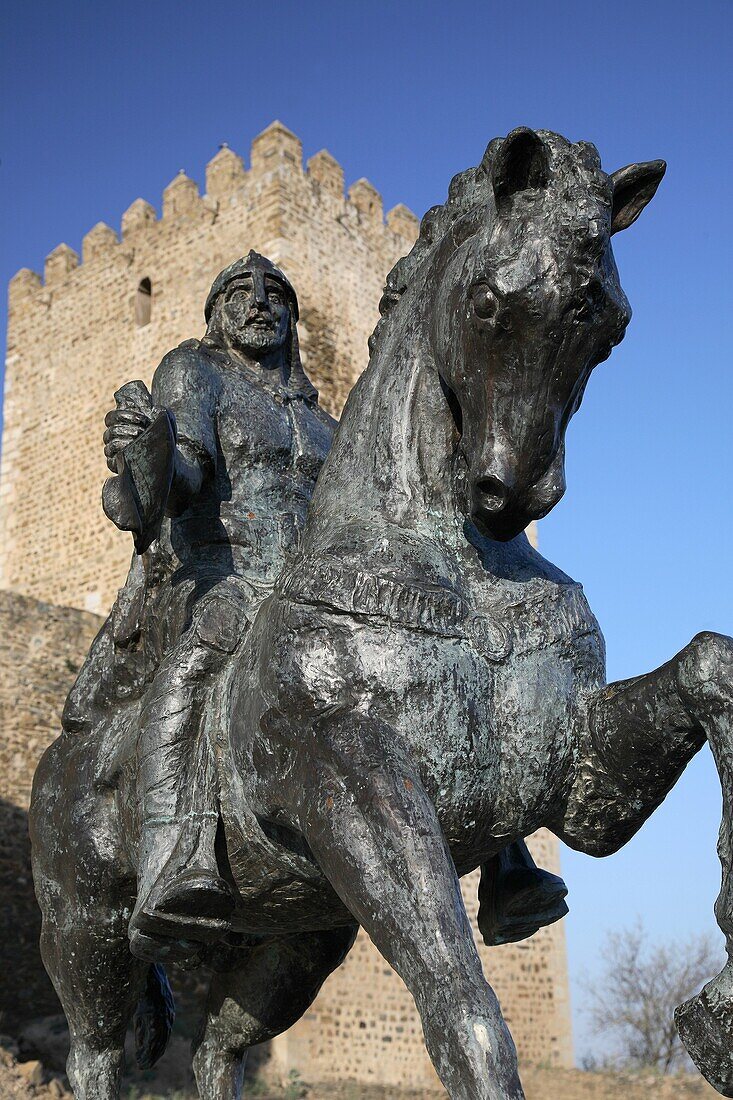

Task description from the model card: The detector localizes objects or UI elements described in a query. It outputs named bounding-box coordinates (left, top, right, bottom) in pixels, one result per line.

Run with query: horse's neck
left=302, top=319, right=464, bottom=581
left=299, top=307, right=567, bottom=603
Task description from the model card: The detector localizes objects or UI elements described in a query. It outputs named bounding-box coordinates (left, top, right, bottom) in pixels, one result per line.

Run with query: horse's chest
left=352, top=580, right=604, bottom=846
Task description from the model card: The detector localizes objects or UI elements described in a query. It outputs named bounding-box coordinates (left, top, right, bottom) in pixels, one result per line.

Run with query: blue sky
left=2, top=0, right=732, bottom=1063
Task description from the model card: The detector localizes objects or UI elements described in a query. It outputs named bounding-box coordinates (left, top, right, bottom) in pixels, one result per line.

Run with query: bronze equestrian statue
left=31, top=130, right=733, bottom=1100
left=31, top=239, right=559, bottom=1096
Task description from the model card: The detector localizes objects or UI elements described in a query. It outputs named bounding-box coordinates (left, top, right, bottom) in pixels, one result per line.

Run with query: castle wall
left=0, top=121, right=572, bottom=1075
left=0, top=590, right=102, bottom=1027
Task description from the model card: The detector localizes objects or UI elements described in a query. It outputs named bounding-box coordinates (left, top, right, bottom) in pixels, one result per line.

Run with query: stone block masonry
left=0, top=591, right=101, bottom=815
left=0, top=591, right=102, bottom=1027
left=0, top=121, right=572, bottom=1081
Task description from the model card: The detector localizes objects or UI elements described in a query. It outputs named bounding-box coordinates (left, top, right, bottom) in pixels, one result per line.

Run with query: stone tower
left=0, top=120, right=572, bottom=1086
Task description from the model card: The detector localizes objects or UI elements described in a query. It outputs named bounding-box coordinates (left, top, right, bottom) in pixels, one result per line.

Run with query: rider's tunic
left=144, top=343, right=326, bottom=625
left=65, top=338, right=334, bottom=841
left=135, top=339, right=333, bottom=830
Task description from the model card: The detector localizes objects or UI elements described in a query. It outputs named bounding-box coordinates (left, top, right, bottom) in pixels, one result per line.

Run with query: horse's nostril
left=475, top=476, right=509, bottom=513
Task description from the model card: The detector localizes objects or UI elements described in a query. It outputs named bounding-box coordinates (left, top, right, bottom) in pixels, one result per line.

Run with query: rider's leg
left=192, top=926, right=357, bottom=1100
left=263, top=705, right=525, bottom=1100
left=551, top=631, right=733, bottom=1093
left=131, top=623, right=236, bottom=945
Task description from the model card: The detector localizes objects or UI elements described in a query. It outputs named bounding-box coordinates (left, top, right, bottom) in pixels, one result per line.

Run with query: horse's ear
left=491, top=128, right=550, bottom=208
left=610, top=160, right=666, bottom=233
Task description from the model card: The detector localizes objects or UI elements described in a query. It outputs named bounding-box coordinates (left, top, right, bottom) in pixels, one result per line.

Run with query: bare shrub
left=582, top=922, right=722, bottom=1073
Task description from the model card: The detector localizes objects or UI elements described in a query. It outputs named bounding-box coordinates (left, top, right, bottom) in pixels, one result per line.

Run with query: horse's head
left=394, top=129, right=665, bottom=541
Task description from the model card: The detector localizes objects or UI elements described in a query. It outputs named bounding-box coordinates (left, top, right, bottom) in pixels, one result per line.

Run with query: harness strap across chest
left=277, top=561, right=513, bottom=663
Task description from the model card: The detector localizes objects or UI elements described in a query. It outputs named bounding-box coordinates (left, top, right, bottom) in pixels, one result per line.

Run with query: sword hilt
left=113, top=378, right=153, bottom=413
left=112, top=381, right=154, bottom=473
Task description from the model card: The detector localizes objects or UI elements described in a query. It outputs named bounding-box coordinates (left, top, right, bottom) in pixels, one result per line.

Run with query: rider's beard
left=224, top=311, right=288, bottom=359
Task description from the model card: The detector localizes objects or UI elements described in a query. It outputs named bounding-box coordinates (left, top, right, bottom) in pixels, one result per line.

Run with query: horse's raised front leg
left=192, top=926, right=357, bottom=1100
left=552, top=631, right=733, bottom=1095
left=262, top=706, right=524, bottom=1100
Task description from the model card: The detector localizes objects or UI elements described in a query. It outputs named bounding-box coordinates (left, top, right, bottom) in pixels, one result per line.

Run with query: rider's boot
left=128, top=671, right=236, bottom=956
left=129, top=808, right=236, bottom=961
left=477, top=839, right=569, bottom=946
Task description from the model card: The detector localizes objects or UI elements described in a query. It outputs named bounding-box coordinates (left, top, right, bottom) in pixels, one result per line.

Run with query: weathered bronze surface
left=31, top=131, right=733, bottom=1100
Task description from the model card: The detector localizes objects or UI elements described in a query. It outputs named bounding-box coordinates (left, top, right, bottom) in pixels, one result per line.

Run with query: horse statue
left=30, top=128, right=733, bottom=1100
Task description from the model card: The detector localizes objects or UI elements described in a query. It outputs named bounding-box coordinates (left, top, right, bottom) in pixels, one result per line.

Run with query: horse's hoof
left=676, top=967, right=733, bottom=1097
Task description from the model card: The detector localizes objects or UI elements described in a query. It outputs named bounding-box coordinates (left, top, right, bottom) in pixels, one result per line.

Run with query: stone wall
left=0, top=121, right=418, bottom=613
left=0, top=591, right=102, bottom=1028
left=0, top=590, right=102, bottom=814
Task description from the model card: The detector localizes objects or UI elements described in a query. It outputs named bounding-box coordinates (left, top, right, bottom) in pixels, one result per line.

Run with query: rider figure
left=100, top=252, right=335, bottom=955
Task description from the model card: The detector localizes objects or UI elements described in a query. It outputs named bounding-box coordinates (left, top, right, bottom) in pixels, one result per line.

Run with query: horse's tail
left=134, top=963, right=175, bottom=1070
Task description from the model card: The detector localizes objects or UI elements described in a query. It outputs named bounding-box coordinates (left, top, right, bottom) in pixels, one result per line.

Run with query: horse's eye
left=471, top=283, right=498, bottom=321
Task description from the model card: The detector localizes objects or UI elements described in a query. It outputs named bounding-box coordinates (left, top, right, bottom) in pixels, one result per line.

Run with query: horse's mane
left=380, top=141, right=503, bottom=315
left=369, top=130, right=608, bottom=360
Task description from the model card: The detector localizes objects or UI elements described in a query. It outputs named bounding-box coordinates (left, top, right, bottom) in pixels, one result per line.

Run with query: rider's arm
left=151, top=343, right=218, bottom=516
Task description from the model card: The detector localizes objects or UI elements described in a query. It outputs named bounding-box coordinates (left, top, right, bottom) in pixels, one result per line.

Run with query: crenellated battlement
left=121, top=197, right=157, bottom=237
left=7, top=268, right=43, bottom=313
left=82, top=222, right=118, bottom=264
left=307, top=149, right=344, bottom=197
left=44, top=243, right=78, bottom=286
left=206, top=142, right=246, bottom=198
left=10, top=121, right=418, bottom=295
left=251, top=118, right=302, bottom=173
left=387, top=203, right=420, bottom=238
left=162, top=169, right=202, bottom=219
left=348, top=178, right=383, bottom=225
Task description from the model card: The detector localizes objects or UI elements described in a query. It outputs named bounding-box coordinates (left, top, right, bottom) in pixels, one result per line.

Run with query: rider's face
left=221, top=273, right=290, bottom=358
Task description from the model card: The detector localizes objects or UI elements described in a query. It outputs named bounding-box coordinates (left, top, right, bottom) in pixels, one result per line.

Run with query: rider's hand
left=103, top=404, right=155, bottom=473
